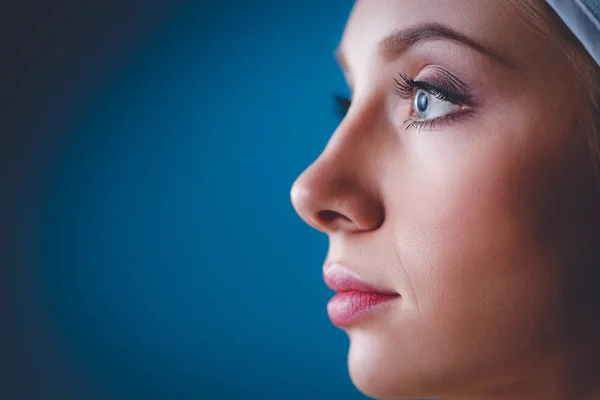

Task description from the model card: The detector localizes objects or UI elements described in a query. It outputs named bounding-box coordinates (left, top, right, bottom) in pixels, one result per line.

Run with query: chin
left=346, top=331, right=439, bottom=400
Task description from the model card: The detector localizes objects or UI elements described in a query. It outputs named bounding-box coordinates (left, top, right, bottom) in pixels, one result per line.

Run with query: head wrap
left=545, top=0, right=600, bottom=65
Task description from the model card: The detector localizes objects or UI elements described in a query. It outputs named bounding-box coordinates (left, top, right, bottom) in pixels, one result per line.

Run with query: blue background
left=3, top=1, right=366, bottom=399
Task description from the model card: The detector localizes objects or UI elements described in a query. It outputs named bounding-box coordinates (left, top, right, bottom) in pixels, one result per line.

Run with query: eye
left=334, top=94, right=352, bottom=119
left=412, top=88, right=462, bottom=121
left=394, top=71, right=473, bottom=131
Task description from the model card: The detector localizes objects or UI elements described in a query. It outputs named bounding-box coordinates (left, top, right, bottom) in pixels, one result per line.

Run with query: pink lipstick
left=324, top=266, right=400, bottom=327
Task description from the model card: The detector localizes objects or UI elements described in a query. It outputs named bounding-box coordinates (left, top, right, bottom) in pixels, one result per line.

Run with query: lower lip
left=327, top=291, right=400, bottom=327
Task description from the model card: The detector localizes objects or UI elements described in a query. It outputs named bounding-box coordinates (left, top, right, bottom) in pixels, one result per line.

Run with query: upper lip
left=323, top=264, right=399, bottom=296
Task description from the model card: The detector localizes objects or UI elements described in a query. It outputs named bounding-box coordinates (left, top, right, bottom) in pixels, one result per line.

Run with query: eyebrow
left=335, top=22, right=511, bottom=73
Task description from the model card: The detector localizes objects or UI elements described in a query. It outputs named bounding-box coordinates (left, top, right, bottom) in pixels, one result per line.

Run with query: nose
left=290, top=131, right=385, bottom=234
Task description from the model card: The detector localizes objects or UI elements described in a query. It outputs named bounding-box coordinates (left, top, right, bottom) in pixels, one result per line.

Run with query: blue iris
left=416, top=91, right=428, bottom=112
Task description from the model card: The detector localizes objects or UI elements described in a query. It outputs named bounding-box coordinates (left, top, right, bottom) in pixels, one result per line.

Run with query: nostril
left=318, top=210, right=350, bottom=223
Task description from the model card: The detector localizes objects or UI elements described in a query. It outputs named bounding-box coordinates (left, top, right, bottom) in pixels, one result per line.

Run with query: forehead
left=339, top=0, right=527, bottom=75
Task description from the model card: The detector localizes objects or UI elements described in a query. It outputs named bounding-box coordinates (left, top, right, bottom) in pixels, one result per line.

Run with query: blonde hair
left=510, top=0, right=600, bottom=172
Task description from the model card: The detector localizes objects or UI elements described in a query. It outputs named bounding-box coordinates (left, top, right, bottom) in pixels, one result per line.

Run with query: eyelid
left=394, top=68, right=473, bottom=106
left=404, top=107, right=475, bottom=131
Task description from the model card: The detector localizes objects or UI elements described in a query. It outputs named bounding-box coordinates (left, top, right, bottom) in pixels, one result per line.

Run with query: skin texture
left=291, top=1, right=600, bottom=399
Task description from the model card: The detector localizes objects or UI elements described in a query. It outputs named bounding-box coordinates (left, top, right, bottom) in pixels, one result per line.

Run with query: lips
left=324, top=265, right=400, bottom=327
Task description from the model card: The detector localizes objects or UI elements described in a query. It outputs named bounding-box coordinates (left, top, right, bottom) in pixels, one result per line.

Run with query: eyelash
left=334, top=72, right=472, bottom=131
left=334, top=94, right=352, bottom=120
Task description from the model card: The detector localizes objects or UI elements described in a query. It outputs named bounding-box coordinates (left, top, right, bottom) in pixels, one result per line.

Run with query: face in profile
left=291, top=0, right=600, bottom=399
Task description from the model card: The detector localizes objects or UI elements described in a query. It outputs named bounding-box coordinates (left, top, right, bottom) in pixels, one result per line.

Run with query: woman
left=291, top=0, right=600, bottom=399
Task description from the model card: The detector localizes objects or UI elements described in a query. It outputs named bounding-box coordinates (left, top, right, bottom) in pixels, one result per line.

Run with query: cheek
left=388, top=130, right=579, bottom=364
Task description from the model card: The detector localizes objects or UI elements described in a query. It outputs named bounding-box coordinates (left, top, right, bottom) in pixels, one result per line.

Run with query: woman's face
left=292, top=0, right=600, bottom=398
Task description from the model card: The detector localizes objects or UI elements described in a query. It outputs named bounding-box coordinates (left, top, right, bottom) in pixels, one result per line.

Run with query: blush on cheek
left=396, top=127, right=591, bottom=378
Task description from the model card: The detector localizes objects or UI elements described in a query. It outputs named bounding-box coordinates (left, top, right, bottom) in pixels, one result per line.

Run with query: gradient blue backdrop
left=6, top=1, right=370, bottom=399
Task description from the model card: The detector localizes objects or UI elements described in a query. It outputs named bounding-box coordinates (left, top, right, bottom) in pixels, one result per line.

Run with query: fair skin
left=291, top=0, right=600, bottom=399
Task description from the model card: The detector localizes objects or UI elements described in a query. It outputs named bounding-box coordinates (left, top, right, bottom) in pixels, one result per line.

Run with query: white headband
left=545, top=0, right=600, bottom=65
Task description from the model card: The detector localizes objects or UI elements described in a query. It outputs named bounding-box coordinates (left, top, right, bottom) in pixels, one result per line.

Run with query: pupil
left=416, top=91, right=428, bottom=112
